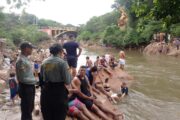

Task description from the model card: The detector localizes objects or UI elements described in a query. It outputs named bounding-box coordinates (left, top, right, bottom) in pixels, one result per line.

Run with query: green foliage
left=0, top=12, right=50, bottom=47
left=78, top=0, right=179, bottom=48
left=170, top=24, right=180, bottom=36
left=38, top=19, right=63, bottom=27
left=19, top=11, right=38, bottom=25
left=78, top=11, right=119, bottom=42
left=103, top=25, right=140, bottom=48
left=153, top=0, right=180, bottom=28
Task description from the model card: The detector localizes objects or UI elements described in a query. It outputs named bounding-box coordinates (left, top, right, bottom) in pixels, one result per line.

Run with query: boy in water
left=8, top=72, right=18, bottom=105
left=120, top=82, right=128, bottom=99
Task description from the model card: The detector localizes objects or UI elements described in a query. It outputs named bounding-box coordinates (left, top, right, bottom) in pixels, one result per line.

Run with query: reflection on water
left=79, top=48, right=180, bottom=120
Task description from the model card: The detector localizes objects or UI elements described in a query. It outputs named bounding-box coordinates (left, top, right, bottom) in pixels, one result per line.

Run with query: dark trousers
left=40, top=83, right=68, bottom=120
left=18, top=83, right=35, bottom=120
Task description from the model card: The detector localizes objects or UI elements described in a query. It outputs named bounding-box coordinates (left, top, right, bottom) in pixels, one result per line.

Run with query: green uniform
left=40, top=55, right=71, bottom=84
left=40, top=55, right=72, bottom=120
left=16, top=54, right=36, bottom=85
left=16, top=54, right=36, bottom=120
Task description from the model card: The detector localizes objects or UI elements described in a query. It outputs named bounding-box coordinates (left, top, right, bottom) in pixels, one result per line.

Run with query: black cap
left=20, top=41, right=37, bottom=50
left=49, top=43, right=63, bottom=55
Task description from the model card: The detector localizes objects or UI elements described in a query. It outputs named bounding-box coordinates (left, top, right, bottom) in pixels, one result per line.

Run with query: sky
left=2, top=0, right=115, bottom=26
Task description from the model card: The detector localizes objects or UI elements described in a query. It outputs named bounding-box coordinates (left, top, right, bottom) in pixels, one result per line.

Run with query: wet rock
left=143, top=42, right=180, bottom=57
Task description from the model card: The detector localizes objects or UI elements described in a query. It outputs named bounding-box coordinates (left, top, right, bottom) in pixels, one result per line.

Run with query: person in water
left=119, top=51, right=126, bottom=70
left=120, top=82, right=129, bottom=99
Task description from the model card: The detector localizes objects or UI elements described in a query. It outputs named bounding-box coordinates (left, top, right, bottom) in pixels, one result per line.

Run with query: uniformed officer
left=16, top=41, right=37, bottom=120
left=40, top=43, right=72, bottom=120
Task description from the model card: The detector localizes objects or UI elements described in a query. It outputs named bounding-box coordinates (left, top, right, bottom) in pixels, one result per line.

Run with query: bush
left=170, top=24, right=180, bottom=36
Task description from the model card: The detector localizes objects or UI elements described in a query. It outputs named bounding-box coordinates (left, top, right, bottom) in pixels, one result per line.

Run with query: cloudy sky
left=2, top=0, right=114, bottom=26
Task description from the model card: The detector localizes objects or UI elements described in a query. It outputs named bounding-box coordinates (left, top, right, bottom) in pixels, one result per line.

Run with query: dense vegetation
left=78, top=0, right=180, bottom=48
left=0, top=12, right=47, bottom=48
left=0, top=9, right=65, bottom=48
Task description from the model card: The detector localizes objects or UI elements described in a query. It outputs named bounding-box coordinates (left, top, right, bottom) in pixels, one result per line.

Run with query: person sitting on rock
left=72, top=66, right=123, bottom=120
left=100, top=55, right=108, bottom=68
left=86, top=66, right=113, bottom=101
left=109, top=56, right=118, bottom=70
left=103, top=78, right=122, bottom=104
left=68, top=89, right=95, bottom=120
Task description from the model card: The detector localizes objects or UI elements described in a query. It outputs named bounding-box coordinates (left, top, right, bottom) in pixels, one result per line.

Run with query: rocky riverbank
left=0, top=40, right=134, bottom=120
left=143, top=42, right=180, bottom=57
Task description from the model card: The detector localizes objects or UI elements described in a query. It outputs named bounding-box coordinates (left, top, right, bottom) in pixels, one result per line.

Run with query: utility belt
left=19, top=82, right=35, bottom=87
left=41, top=81, right=69, bottom=94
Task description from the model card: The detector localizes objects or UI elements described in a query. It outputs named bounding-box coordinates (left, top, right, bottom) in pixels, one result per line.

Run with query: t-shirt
left=16, top=54, right=36, bottom=85
left=63, top=41, right=79, bottom=57
left=40, top=56, right=72, bottom=84
left=34, top=63, right=39, bottom=70
left=9, top=78, right=17, bottom=89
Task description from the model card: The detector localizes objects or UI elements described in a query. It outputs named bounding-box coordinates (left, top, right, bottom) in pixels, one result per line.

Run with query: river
left=78, top=48, right=180, bottom=120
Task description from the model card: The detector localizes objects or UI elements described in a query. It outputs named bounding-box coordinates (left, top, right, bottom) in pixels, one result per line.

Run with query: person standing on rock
left=16, top=41, right=37, bottom=120
left=40, top=43, right=72, bottom=120
left=63, top=34, right=82, bottom=77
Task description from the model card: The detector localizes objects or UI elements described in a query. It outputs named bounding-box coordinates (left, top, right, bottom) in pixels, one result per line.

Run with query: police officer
left=40, top=43, right=72, bottom=120
left=16, top=41, right=37, bottom=120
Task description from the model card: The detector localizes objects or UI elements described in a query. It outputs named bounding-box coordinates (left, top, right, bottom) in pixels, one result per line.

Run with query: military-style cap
left=20, top=41, right=37, bottom=50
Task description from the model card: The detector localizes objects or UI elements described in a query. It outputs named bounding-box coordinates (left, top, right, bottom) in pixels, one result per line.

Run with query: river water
left=79, top=48, right=180, bottom=120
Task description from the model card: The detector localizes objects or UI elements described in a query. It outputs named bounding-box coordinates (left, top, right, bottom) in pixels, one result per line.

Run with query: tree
left=152, top=0, right=180, bottom=30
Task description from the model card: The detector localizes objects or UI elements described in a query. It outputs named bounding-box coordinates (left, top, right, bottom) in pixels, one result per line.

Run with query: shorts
left=119, top=59, right=125, bottom=65
left=67, top=56, right=77, bottom=68
left=68, top=98, right=82, bottom=108
left=68, top=106, right=79, bottom=116
left=10, top=88, right=18, bottom=99
left=68, top=98, right=82, bottom=115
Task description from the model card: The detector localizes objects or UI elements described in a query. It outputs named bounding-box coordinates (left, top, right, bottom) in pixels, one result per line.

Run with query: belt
left=44, top=81, right=64, bottom=86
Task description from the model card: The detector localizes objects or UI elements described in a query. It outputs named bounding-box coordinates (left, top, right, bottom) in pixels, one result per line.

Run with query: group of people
left=86, top=51, right=126, bottom=70
left=7, top=35, right=128, bottom=120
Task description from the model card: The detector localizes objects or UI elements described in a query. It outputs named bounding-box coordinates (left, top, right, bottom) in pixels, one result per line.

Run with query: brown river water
left=78, top=48, right=180, bottom=120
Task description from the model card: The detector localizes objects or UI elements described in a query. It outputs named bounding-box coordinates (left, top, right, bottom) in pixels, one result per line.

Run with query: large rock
left=0, top=79, right=6, bottom=94
left=143, top=42, right=180, bottom=57
left=0, top=70, right=9, bottom=81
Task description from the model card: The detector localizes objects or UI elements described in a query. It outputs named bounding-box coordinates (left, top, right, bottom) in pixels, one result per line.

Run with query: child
left=120, top=82, right=128, bottom=99
left=34, top=60, right=40, bottom=78
left=119, top=50, right=126, bottom=70
left=8, top=72, right=18, bottom=105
